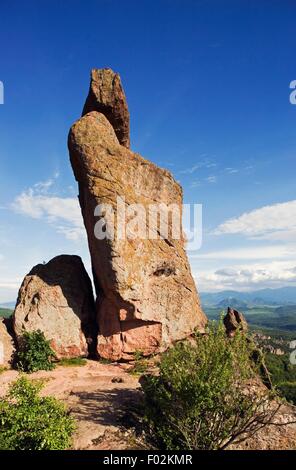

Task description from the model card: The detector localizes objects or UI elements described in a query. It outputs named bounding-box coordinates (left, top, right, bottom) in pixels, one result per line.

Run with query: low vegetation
left=15, top=330, right=56, bottom=373
left=265, top=353, right=296, bottom=405
left=141, top=320, right=279, bottom=450
left=0, top=308, right=13, bottom=319
left=0, top=376, right=75, bottom=450
left=129, top=350, right=150, bottom=376
left=58, top=357, right=87, bottom=367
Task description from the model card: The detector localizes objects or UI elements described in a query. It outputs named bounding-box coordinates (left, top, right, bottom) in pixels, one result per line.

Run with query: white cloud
left=191, top=245, right=295, bottom=260
left=205, top=175, right=217, bottom=184
left=190, top=180, right=201, bottom=188
left=194, top=261, right=296, bottom=292
left=214, top=200, right=296, bottom=240
left=180, top=164, right=201, bottom=175
left=11, top=180, right=85, bottom=241
left=56, top=224, right=86, bottom=241
left=180, top=158, right=216, bottom=175
left=0, top=281, right=21, bottom=289
left=225, top=167, right=238, bottom=174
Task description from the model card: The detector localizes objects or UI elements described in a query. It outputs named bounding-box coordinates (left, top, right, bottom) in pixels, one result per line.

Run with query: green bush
left=16, top=330, right=56, bottom=373
left=0, top=376, right=75, bottom=450
left=141, top=320, right=276, bottom=450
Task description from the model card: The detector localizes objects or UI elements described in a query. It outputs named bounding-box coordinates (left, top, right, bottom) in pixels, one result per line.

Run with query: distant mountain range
left=200, top=286, right=296, bottom=307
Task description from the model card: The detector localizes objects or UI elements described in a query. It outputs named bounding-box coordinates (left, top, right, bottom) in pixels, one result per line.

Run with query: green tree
left=142, top=320, right=279, bottom=450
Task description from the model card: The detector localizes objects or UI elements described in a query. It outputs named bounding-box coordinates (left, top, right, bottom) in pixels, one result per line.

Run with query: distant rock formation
left=13, top=255, right=96, bottom=359
left=0, top=318, right=15, bottom=367
left=68, top=68, right=207, bottom=361
left=223, top=307, right=248, bottom=337
left=82, top=68, right=130, bottom=148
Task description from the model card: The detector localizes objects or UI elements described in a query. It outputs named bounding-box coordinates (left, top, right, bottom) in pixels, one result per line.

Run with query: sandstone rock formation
left=13, top=255, right=96, bottom=359
left=223, top=307, right=248, bottom=338
left=68, top=68, right=207, bottom=361
left=82, top=68, right=130, bottom=148
left=0, top=319, right=15, bottom=367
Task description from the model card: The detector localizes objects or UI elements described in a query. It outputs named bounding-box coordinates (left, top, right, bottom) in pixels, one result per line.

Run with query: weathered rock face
left=13, top=255, right=96, bottom=359
left=0, top=319, right=15, bottom=367
left=82, top=68, right=130, bottom=149
left=223, top=307, right=248, bottom=338
left=68, top=69, right=207, bottom=361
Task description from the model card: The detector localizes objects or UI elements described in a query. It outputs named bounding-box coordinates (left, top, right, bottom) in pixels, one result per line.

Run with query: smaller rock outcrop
left=82, top=68, right=130, bottom=148
left=13, top=255, right=96, bottom=359
left=0, top=318, right=15, bottom=367
left=223, top=307, right=248, bottom=337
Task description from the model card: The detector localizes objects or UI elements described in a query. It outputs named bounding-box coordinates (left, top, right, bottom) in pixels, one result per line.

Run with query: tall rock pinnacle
left=69, top=68, right=207, bottom=361
left=82, top=68, right=130, bottom=148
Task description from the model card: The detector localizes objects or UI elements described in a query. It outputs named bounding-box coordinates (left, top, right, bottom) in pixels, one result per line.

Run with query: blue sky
left=0, top=0, right=296, bottom=302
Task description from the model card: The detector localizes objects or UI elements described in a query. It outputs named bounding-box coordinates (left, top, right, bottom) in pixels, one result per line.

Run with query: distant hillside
left=201, top=287, right=296, bottom=307
left=275, top=305, right=296, bottom=316
left=203, top=303, right=296, bottom=334
left=0, top=308, right=13, bottom=318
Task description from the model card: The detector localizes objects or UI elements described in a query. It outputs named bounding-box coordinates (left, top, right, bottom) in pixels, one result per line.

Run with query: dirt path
left=0, top=360, right=144, bottom=450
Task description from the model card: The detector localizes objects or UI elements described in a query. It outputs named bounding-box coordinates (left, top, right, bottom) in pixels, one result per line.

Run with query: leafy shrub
left=141, top=320, right=277, bottom=450
left=16, top=330, right=56, bottom=372
left=0, top=376, right=75, bottom=450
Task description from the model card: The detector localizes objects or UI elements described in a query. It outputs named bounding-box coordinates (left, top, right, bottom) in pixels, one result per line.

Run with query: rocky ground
left=231, top=411, right=296, bottom=450
left=0, top=359, right=296, bottom=450
left=0, top=360, right=146, bottom=450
